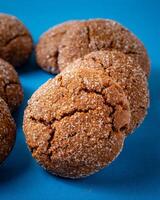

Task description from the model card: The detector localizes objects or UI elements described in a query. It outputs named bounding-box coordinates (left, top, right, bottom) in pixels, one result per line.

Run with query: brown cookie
left=23, top=67, right=131, bottom=178
left=0, top=13, right=33, bottom=67
left=0, top=58, right=23, bottom=111
left=0, top=97, right=16, bottom=163
left=58, top=19, right=150, bottom=76
left=36, top=20, right=80, bottom=74
left=65, top=50, right=149, bottom=134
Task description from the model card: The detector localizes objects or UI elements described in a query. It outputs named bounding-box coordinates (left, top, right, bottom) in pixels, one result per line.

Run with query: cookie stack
left=23, top=19, right=150, bottom=178
left=0, top=14, right=33, bottom=163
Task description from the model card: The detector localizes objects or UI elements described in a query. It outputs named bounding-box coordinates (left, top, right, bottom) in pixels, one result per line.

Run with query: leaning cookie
left=65, top=50, right=149, bottom=134
left=23, top=67, right=131, bottom=178
left=36, top=20, right=80, bottom=74
left=0, top=58, right=23, bottom=111
left=0, top=13, right=33, bottom=67
left=0, top=97, right=16, bottom=164
left=58, top=19, right=150, bottom=76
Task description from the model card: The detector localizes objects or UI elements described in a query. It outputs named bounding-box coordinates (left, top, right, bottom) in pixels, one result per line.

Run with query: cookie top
left=0, top=97, right=16, bottom=163
left=65, top=50, right=149, bottom=134
left=0, top=58, right=23, bottom=111
left=36, top=20, right=80, bottom=74
left=0, top=13, right=33, bottom=67
left=23, top=67, right=130, bottom=178
left=58, top=19, right=149, bottom=76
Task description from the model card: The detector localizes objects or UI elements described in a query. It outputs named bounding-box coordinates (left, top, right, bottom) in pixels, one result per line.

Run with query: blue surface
left=0, top=0, right=160, bottom=199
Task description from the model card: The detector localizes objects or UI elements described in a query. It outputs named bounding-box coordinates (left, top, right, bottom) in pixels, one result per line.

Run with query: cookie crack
left=50, top=30, right=66, bottom=38
left=78, top=87, right=123, bottom=132
left=126, top=51, right=140, bottom=55
left=54, top=47, right=59, bottom=68
left=86, top=25, right=91, bottom=48
left=89, top=54, right=113, bottom=70
left=29, top=116, right=52, bottom=126
left=29, top=107, right=96, bottom=129
left=47, top=128, right=56, bottom=162
left=2, top=33, right=30, bottom=48
left=3, top=81, right=19, bottom=104
left=29, top=121, right=55, bottom=161
left=47, top=30, right=68, bottom=69
left=4, top=81, right=19, bottom=88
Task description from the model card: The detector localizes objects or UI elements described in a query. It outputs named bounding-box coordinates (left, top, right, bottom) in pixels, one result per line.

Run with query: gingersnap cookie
left=58, top=19, right=150, bottom=76
left=65, top=50, right=149, bottom=134
left=23, top=67, right=131, bottom=178
left=36, top=20, right=79, bottom=74
left=0, top=58, right=23, bottom=111
left=0, top=97, right=16, bottom=163
left=0, top=13, right=33, bottom=67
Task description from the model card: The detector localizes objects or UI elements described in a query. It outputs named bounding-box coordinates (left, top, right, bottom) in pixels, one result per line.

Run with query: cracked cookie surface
left=58, top=19, right=150, bottom=76
left=0, top=97, right=16, bottom=163
left=65, top=50, right=149, bottom=133
left=23, top=67, right=131, bottom=178
left=0, top=58, right=23, bottom=111
left=0, top=13, right=33, bottom=67
left=36, top=20, right=80, bottom=74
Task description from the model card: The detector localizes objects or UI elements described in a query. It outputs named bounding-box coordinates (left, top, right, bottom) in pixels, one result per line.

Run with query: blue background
left=0, top=0, right=160, bottom=199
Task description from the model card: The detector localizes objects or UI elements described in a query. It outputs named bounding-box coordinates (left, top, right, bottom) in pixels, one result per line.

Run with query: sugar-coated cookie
left=23, top=67, right=131, bottom=178
left=36, top=19, right=150, bottom=76
left=0, top=97, right=16, bottom=163
left=0, top=13, right=33, bottom=67
left=0, top=58, right=23, bottom=111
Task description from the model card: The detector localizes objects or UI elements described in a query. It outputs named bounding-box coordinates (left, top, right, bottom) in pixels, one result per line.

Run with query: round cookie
left=0, top=97, right=16, bottom=163
left=58, top=19, right=150, bottom=76
left=65, top=50, right=149, bottom=134
left=36, top=20, right=80, bottom=74
left=0, top=13, right=33, bottom=67
left=23, top=67, right=131, bottom=178
left=0, top=58, right=23, bottom=111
